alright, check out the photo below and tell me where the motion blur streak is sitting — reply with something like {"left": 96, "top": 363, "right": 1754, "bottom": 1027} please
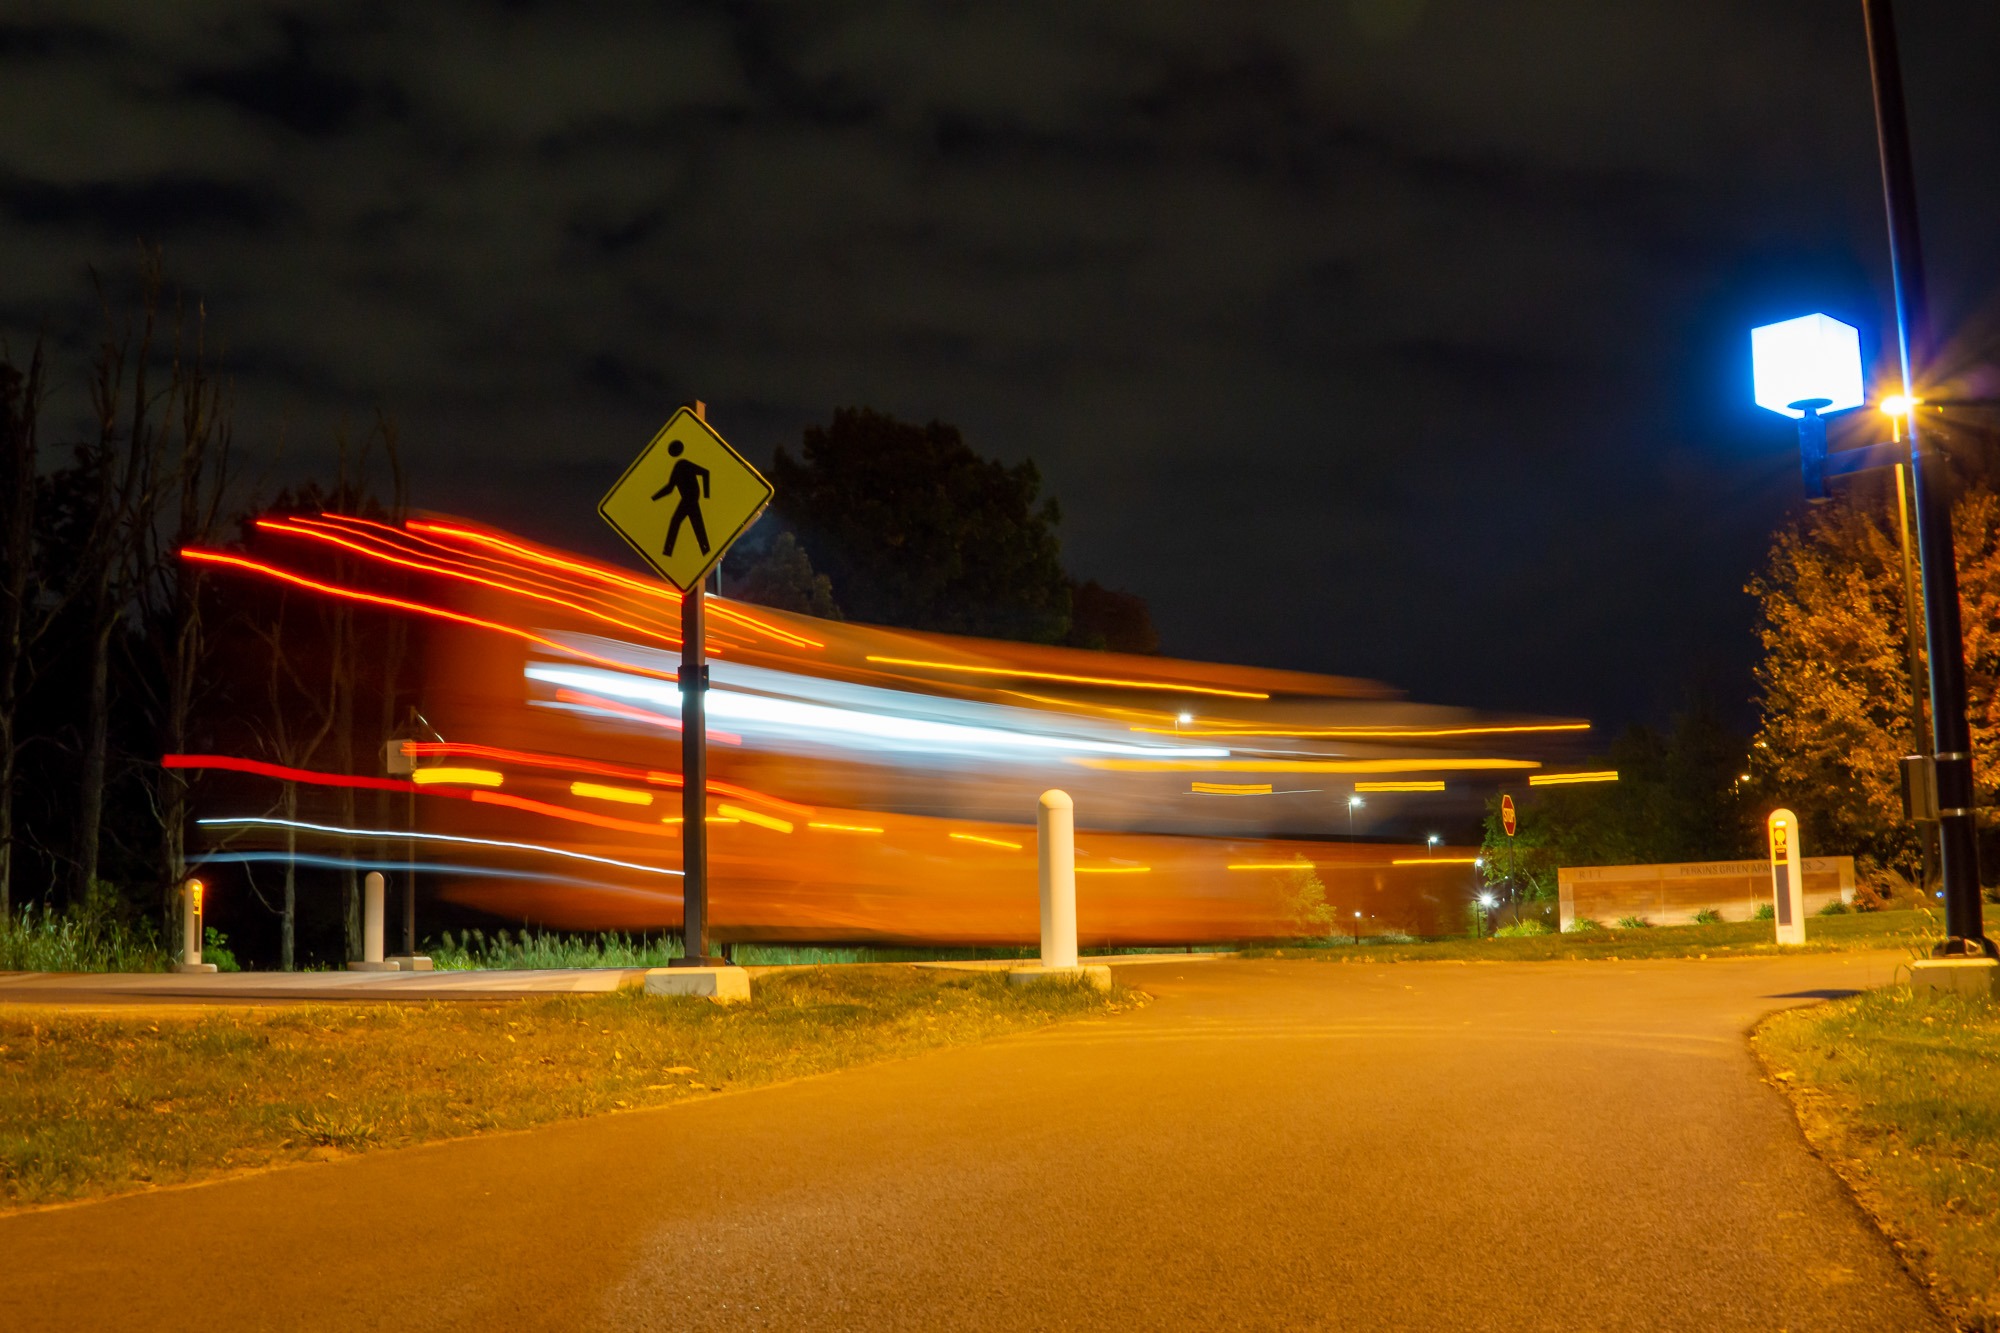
{"left": 1530, "top": 770, "right": 1621, "bottom": 785}
{"left": 411, "top": 768, "right": 504, "bottom": 787}
{"left": 1355, "top": 780, "right": 1448, "bottom": 793}
{"left": 176, "top": 515, "right": 1588, "bottom": 943}
{"left": 164, "top": 753, "right": 416, "bottom": 794}
{"left": 865, "top": 656, "right": 1269, "bottom": 699}
{"left": 195, "top": 817, "right": 682, "bottom": 876}
{"left": 178, "top": 549, "right": 681, "bottom": 679}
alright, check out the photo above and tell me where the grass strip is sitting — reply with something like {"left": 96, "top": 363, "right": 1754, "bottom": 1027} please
{"left": 1240, "top": 908, "right": 1939, "bottom": 963}
{"left": 1754, "top": 985, "right": 2000, "bottom": 1332}
{"left": 0, "top": 965, "right": 1139, "bottom": 1211}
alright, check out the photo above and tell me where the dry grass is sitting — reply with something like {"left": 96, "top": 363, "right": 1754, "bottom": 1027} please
{"left": 1756, "top": 984, "right": 2000, "bottom": 1332}
{"left": 0, "top": 965, "right": 1139, "bottom": 1211}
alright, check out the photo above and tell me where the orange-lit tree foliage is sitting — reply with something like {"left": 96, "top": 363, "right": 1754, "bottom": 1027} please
{"left": 1747, "top": 486, "right": 2000, "bottom": 880}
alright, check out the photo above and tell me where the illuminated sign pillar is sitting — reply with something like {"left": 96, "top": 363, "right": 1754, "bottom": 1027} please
{"left": 174, "top": 879, "right": 217, "bottom": 974}
{"left": 1767, "top": 809, "right": 1806, "bottom": 945}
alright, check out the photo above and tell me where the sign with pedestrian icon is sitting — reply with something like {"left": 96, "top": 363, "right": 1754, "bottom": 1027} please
{"left": 599, "top": 407, "right": 773, "bottom": 592}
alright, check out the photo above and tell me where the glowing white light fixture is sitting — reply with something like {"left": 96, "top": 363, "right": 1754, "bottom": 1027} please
{"left": 1750, "top": 313, "right": 1864, "bottom": 419}
{"left": 1879, "top": 394, "right": 1918, "bottom": 417}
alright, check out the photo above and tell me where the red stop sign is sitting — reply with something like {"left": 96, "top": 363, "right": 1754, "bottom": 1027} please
{"left": 1501, "top": 794, "right": 1517, "bottom": 837}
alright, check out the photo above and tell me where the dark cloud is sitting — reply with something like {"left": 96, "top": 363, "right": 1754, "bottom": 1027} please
{"left": 2, "top": 0, "right": 1996, "bottom": 737}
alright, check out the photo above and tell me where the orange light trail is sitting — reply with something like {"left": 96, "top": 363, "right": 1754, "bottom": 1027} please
{"left": 717, "top": 803, "right": 794, "bottom": 833}
{"left": 1530, "top": 771, "right": 1620, "bottom": 786}
{"left": 808, "top": 822, "right": 884, "bottom": 834}
{"left": 1076, "top": 865, "right": 1152, "bottom": 874}
{"left": 411, "top": 767, "right": 505, "bottom": 787}
{"left": 1354, "top": 780, "right": 1446, "bottom": 793}
{"left": 1391, "top": 857, "right": 1481, "bottom": 865}
{"left": 950, "top": 833, "right": 1023, "bottom": 850}
{"left": 571, "top": 781, "right": 653, "bottom": 806}
{"left": 1228, "top": 862, "right": 1315, "bottom": 871}
{"left": 260, "top": 518, "right": 687, "bottom": 653}
{"left": 864, "top": 656, "right": 1269, "bottom": 699}
{"left": 407, "top": 519, "right": 823, "bottom": 649}
{"left": 180, "top": 549, "right": 680, "bottom": 681}
{"left": 398, "top": 742, "right": 811, "bottom": 817}
{"left": 1132, "top": 721, "right": 1590, "bottom": 738}
{"left": 1191, "top": 782, "right": 1273, "bottom": 795}
{"left": 1077, "top": 758, "right": 1538, "bottom": 773}
{"left": 469, "top": 790, "right": 678, "bottom": 837}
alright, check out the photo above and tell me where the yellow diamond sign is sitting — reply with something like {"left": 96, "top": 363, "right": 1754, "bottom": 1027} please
{"left": 599, "top": 408, "right": 773, "bottom": 592}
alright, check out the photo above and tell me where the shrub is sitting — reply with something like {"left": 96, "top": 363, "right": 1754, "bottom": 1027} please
{"left": 1564, "top": 917, "right": 1603, "bottom": 933}
{"left": 1495, "top": 920, "right": 1553, "bottom": 937}
{"left": 1753, "top": 902, "right": 1776, "bottom": 920}
{"left": 0, "top": 902, "right": 169, "bottom": 972}
{"left": 1693, "top": 907, "right": 1726, "bottom": 925}
{"left": 1817, "top": 899, "right": 1851, "bottom": 916}
{"left": 1615, "top": 915, "right": 1651, "bottom": 929}
{"left": 203, "top": 927, "right": 241, "bottom": 972}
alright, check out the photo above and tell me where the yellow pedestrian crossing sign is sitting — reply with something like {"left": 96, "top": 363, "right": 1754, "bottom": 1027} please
{"left": 599, "top": 407, "right": 773, "bottom": 592}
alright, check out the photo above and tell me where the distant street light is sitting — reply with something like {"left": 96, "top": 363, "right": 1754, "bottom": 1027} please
{"left": 1426, "top": 833, "right": 1440, "bottom": 858}
{"left": 1347, "top": 793, "right": 1363, "bottom": 838}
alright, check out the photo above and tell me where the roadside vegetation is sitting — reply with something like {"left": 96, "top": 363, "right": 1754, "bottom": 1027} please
{"left": 1243, "top": 908, "right": 1937, "bottom": 963}
{"left": 1755, "top": 985, "right": 1999, "bottom": 1332}
{"left": 0, "top": 902, "right": 170, "bottom": 973}
{"left": 0, "top": 965, "right": 1138, "bottom": 1210}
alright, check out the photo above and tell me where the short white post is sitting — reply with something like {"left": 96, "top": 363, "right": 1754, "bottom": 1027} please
{"left": 1767, "top": 807, "right": 1806, "bottom": 945}
{"left": 1038, "top": 789, "right": 1078, "bottom": 969}
{"left": 363, "top": 871, "right": 386, "bottom": 964}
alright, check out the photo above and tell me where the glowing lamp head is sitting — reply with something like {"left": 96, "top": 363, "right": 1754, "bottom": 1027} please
{"left": 1427, "top": 834, "right": 1440, "bottom": 846}
{"left": 186, "top": 878, "right": 204, "bottom": 907}
{"left": 1348, "top": 795, "right": 1363, "bottom": 809}
{"left": 1879, "top": 394, "right": 1918, "bottom": 417}
{"left": 1477, "top": 893, "right": 1496, "bottom": 908}
{"left": 1751, "top": 313, "right": 1864, "bottom": 419}
{"left": 1177, "top": 712, "right": 1193, "bottom": 725}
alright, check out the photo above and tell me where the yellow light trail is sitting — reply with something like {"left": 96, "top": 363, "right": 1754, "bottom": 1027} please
{"left": 411, "top": 767, "right": 504, "bottom": 787}
{"left": 1077, "top": 758, "right": 1538, "bottom": 774}
{"left": 1076, "top": 865, "right": 1152, "bottom": 874}
{"left": 718, "top": 803, "right": 793, "bottom": 833}
{"left": 808, "top": 822, "right": 885, "bottom": 834}
{"left": 1392, "top": 857, "right": 1481, "bottom": 865}
{"left": 1354, "top": 780, "right": 1445, "bottom": 793}
{"left": 1191, "top": 782, "right": 1273, "bottom": 795}
{"left": 1228, "top": 861, "right": 1316, "bottom": 871}
{"left": 1530, "top": 771, "right": 1620, "bottom": 786}
{"left": 865, "top": 656, "right": 1268, "bottom": 699}
{"left": 570, "top": 781, "right": 653, "bottom": 806}
{"left": 950, "top": 832, "right": 1023, "bottom": 850}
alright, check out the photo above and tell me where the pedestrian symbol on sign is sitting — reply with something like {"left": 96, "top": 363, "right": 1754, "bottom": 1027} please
{"left": 652, "top": 441, "right": 712, "bottom": 557}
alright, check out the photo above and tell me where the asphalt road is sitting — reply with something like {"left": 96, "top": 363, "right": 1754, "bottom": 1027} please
{"left": 2, "top": 952, "right": 1943, "bottom": 1332}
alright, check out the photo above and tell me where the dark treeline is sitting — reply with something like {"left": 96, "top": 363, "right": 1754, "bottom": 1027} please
{"left": 1, "top": 259, "right": 417, "bottom": 969}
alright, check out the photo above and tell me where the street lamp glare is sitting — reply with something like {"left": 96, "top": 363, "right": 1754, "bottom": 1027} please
{"left": 1880, "top": 394, "right": 1918, "bottom": 417}
{"left": 1478, "top": 894, "right": 1495, "bottom": 908}
{"left": 1348, "top": 795, "right": 1363, "bottom": 808}
{"left": 1751, "top": 313, "right": 1864, "bottom": 419}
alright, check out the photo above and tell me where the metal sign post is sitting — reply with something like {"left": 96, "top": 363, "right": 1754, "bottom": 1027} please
{"left": 599, "top": 401, "right": 772, "bottom": 968}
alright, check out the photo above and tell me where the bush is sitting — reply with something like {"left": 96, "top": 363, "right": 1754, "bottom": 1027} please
{"left": 1615, "top": 915, "right": 1651, "bottom": 929}
{"left": 1818, "top": 899, "right": 1851, "bottom": 916}
{"left": 1495, "top": 920, "right": 1553, "bottom": 937}
{"left": 203, "top": 926, "right": 241, "bottom": 972}
{"left": 1693, "top": 907, "right": 1726, "bottom": 925}
{"left": 1564, "top": 917, "right": 1603, "bottom": 933}
{"left": 1754, "top": 902, "right": 1776, "bottom": 920}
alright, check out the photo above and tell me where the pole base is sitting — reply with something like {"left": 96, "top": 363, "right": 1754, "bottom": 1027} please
{"left": 670, "top": 955, "right": 729, "bottom": 967}
{"left": 386, "top": 955, "right": 434, "bottom": 971}
{"left": 1911, "top": 957, "right": 1998, "bottom": 998}
{"left": 1931, "top": 935, "right": 1999, "bottom": 960}
{"left": 1007, "top": 964, "right": 1111, "bottom": 991}
{"left": 346, "top": 960, "right": 400, "bottom": 972}
{"left": 171, "top": 962, "right": 218, "bottom": 974}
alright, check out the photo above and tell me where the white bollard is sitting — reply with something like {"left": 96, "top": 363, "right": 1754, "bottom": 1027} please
{"left": 364, "top": 871, "right": 386, "bottom": 963}
{"left": 1038, "top": 789, "right": 1078, "bottom": 969}
{"left": 1766, "top": 808, "right": 1806, "bottom": 946}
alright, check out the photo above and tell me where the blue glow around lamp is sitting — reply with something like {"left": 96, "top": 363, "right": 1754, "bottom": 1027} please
{"left": 1751, "top": 312, "right": 1866, "bottom": 499}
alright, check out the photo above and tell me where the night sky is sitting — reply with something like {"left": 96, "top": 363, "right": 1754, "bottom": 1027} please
{"left": 4, "top": 2, "right": 1998, "bottom": 738}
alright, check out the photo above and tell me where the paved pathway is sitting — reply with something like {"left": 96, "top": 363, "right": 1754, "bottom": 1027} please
{"left": 1, "top": 952, "right": 1942, "bottom": 1331}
